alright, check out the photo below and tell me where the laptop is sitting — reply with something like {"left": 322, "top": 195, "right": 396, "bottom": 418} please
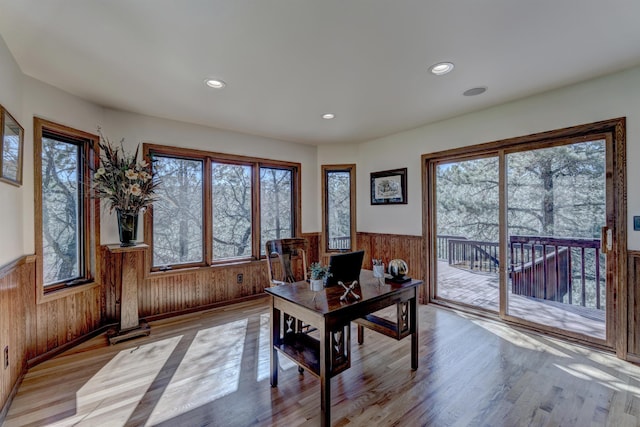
{"left": 325, "top": 250, "right": 365, "bottom": 286}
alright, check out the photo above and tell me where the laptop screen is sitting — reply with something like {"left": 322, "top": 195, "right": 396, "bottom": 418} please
{"left": 326, "top": 250, "right": 365, "bottom": 286}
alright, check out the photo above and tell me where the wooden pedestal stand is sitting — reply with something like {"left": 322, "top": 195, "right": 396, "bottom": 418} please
{"left": 106, "top": 243, "right": 150, "bottom": 344}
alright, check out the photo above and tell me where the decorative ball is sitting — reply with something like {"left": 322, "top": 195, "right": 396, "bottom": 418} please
{"left": 388, "top": 259, "right": 408, "bottom": 278}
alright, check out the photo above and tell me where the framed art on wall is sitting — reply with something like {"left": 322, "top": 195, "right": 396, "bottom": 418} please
{"left": 0, "top": 104, "right": 24, "bottom": 186}
{"left": 370, "top": 167, "right": 407, "bottom": 205}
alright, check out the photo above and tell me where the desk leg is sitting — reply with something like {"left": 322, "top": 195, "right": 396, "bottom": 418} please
{"left": 410, "top": 295, "right": 418, "bottom": 370}
{"left": 271, "top": 304, "right": 280, "bottom": 387}
{"left": 320, "top": 326, "right": 331, "bottom": 426}
{"left": 357, "top": 324, "right": 364, "bottom": 344}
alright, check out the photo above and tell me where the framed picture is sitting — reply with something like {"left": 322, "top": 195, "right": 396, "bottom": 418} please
{"left": 0, "top": 104, "right": 24, "bottom": 186}
{"left": 370, "top": 168, "right": 407, "bottom": 205}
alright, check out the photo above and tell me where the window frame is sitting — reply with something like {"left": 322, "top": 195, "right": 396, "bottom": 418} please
{"left": 321, "top": 164, "right": 356, "bottom": 254}
{"left": 34, "top": 118, "right": 100, "bottom": 299}
{"left": 144, "top": 144, "right": 301, "bottom": 272}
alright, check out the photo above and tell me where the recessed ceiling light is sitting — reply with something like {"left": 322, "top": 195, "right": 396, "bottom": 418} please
{"left": 204, "top": 78, "right": 226, "bottom": 89}
{"left": 429, "top": 62, "right": 454, "bottom": 76}
{"left": 322, "top": 113, "right": 335, "bottom": 120}
{"left": 463, "top": 87, "right": 487, "bottom": 96}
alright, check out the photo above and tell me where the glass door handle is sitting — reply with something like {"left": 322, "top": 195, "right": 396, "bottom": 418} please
{"left": 601, "top": 226, "right": 613, "bottom": 253}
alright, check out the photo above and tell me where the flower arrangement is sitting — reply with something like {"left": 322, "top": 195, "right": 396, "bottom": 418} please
{"left": 309, "top": 262, "right": 332, "bottom": 281}
{"left": 93, "top": 129, "right": 159, "bottom": 215}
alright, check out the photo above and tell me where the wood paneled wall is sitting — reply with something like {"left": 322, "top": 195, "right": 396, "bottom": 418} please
{"left": 0, "top": 255, "right": 103, "bottom": 419}
{"left": 0, "top": 257, "right": 31, "bottom": 418}
{"left": 34, "top": 287, "right": 102, "bottom": 358}
{"left": 627, "top": 251, "right": 640, "bottom": 362}
{"left": 103, "top": 249, "right": 267, "bottom": 321}
{"left": 357, "top": 232, "right": 427, "bottom": 302}
{"left": 303, "top": 232, "right": 320, "bottom": 265}
{"left": 102, "top": 232, "right": 319, "bottom": 322}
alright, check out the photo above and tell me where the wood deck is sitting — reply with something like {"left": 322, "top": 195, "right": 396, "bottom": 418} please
{"left": 436, "top": 261, "right": 606, "bottom": 340}
{"left": 3, "top": 297, "right": 639, "bottom": 426}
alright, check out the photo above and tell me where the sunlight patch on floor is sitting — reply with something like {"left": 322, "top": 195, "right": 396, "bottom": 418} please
{"left": 555, "top": 363, "right": 640, "bottom": 395}
{"left": 145, "top": 319, "right": 248, "bottom": 426}
{"left": 470, "top": 318, "right": 571, "bottom": 358}
{"left": 257, "top": 312, "right": 296, "bottom": 382}
{"left": 52, "top": 336, "right": 182, "bottom": 427}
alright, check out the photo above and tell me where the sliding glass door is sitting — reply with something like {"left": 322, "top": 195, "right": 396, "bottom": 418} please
{"left": 426, "top": 120, "right": 624, "bottom": 348}
{"left": 505, "top": 140, "right": 607, "bottom": 339}
{"left": 434, "top": 156, "right": 500, "bottom": 312}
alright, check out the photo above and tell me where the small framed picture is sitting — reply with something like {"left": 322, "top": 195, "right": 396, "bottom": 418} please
{"left": 0, "top": 105, "right": 24, "bottom": 186}
{"left": 370, "top": 168, "right": 407, "bottom": 205}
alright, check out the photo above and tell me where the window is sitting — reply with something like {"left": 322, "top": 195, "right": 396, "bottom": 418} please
{"left": 212, "top": 162, "right": 252, "bottom": 260}
{"left": 152, "top": 156, "right": 204, "bottom": 267}
{"left": 260, "top": 167, "right": 293, "bottom": 254}
{"left": 322, "top": 164, "right": 356, "bottom": 252}
{"left": 145, "top": 145, "right": 300, "bottom": 270}
{"left": 34, "top": 118, "right": 99, "bottom": 293}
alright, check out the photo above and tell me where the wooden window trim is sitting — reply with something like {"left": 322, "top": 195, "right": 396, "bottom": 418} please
{"left": 143, "top": 143, "right": 301, "bottom": 271}
{"left": 34, "top": 118, "right": 100, "bottom": 303}
{"left": 321, "top": 164, "right": 356, "bottom": 255}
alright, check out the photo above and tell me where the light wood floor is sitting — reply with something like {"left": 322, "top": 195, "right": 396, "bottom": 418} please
{"left": 436, "top": 261, "right": 606, "bottom": 340}
{"left": 4, "top": 297, "right": 639, "bottom": 427}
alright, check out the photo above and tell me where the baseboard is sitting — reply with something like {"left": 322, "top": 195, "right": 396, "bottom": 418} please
{"left": 0, "top": 367, "right": 25, "bottom": 425}
{"left": 144, "top": 293, "right": 268, "bottom": 322}
{"left": 626, "top": 352, "right": 640, "bottom": 365}
{"left": 26, "top": 323, "right": 117, "bottom": 369}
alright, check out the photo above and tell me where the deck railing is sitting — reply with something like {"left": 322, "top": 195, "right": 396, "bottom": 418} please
{"left": 436, "top": 234, "right": 603, "bottom": 309}
{"left": 436, "top": 235, "right": 466, "bottom": 261}
{"left": 328, "top": 236, "right": 351, "bottom": 250}
{"left": 447, "top": 238, "right": 500, "bottom": 273}
{"left": 509, "top": 236, "right": 603, "bottom": 309}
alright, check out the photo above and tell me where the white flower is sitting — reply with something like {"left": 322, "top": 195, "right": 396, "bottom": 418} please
{"left": 139, "top": 171, "right": 151, "bottom": 181}
{"left": 130, "top": 183, "right": 142, "bottom": 196}
{"left": 125, "top": 169, "right": 139, "bottom": 180}
{"left": 95, "top": 167, "right": 105, "bottom": 176}
{"left": 138, "top": 160, "right": 149, "bottom": 168}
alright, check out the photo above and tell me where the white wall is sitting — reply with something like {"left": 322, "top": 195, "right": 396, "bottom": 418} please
{"left": 319, "top": 65, "right": 640, "bottom": 248}
{"left": 21, "top": 76, "right": 105, "bottom": 254}
{"left": 0, "top": 35, "right": 24, "bottom": 264}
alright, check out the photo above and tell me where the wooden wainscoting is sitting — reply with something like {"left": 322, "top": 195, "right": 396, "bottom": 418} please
{"left": 0, "top": 256, "right": 33, "bottom": 419}
{"left": 356, "top": 232, "right": 426, "bottom": 302}
{"left": 302, "top": 232, "right": 320, "bottom": 264}
{"left": 628, "top": 251, "right": 640, "bottom": 362}
{"left": 103, "top": 234, "right": 319, "bottom": 323}
{"left": 1, "top": 255, "right": 104, "bottom": 421}
{"left": 139, "top": 262, "right": 269, "bottom": 319}
{"left": 102, "top": 248, "right": 270, "bottom": 322}
{"left": 33, "top": 286, "right": 102, "bottom": 359}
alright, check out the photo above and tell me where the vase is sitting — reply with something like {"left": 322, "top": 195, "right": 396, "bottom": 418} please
{"left": 310, "top": 279, "right": 323, "bottom": 292}
{"left": 117, "top": 210, "right": 138, "bottom": 247}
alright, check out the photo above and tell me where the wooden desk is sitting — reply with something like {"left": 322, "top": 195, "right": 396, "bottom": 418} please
{"left": 266, "top": 270, "right": 421, "bottom": 426}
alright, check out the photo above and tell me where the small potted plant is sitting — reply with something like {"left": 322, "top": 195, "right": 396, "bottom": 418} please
{"left": 309, "top": 262, "right": 331, "bottom": 291}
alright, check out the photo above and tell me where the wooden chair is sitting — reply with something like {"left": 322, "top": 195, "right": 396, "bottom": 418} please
{"left": 266, "top": 238, "right": 313, "bottom": 372}
{"left": 265, "top": 238, "right": 309, "bottom": 286}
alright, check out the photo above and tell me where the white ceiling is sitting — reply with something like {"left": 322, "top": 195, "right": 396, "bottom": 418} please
{"left": 1, "top": 1, "right": 640, "bottom": 145}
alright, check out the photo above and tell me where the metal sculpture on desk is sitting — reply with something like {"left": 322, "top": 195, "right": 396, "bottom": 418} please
{"left": 338, "top": 280, "right": 360, "bottom": 301}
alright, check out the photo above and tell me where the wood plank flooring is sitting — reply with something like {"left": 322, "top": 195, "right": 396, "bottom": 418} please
{"left": 3, "top": 297, "right": 640, "bottom": 426}
{"left": 436, "top": 261, "right": 606, "bottom": 340}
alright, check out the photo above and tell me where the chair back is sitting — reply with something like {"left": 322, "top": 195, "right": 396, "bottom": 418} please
{"left": 265, "top": 238, "right": 309, "bottom": 286}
